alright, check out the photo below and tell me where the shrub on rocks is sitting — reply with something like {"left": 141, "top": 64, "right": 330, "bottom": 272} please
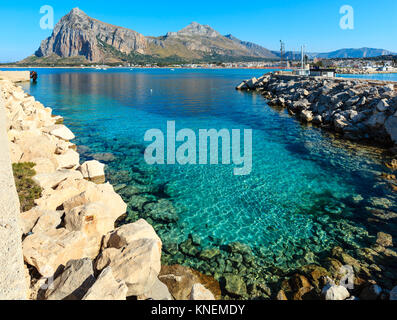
{"left": 12, "top": 162, "right": 42, "bottom": 212}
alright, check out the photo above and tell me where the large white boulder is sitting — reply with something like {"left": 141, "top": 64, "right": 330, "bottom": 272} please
{"left": 33, "top": 169, "right": 83, "bottom": 190}
{"left": 23, "top": 229, "right": 88, "bottom": 277}
{"left": 102, "top": 219, "right": 161, "bottom": 249}
{"left": 83, "top": 267, "right": 128, "bottom": 300}
{"left": 63, "top": 182, "right": 127, "bottom": 220}
{"left": 96, "top": 220, "right": 162, "bottom": 297}
{"left": 45, "top": 258, "right": 95, "bottom": 300}
{"left": 322, "top": 284, "right": 350, "bottom": 300}
{"left": 138, "top": 278, "right": 173, "bottom": 301}
{"left": 78, "top": 160, "right": 105, "bottom": 183}
{"left": 48, "top": 125, "right": 75, "bottom": 141}
{"left": 96, "top": 238, "right": 162, "bottom": 297}
{"left": 190, "top": 283, "right": 215, "bottom": 300}
{"left": 55, "top": 149, "right": 80, "bottom": 170}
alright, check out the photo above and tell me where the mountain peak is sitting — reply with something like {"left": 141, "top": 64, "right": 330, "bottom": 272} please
{"left": 69, "top": 7, "right": 86, "bottom": 16}
{"left": 176, "top": 22, "right": 220, "bottom": 38}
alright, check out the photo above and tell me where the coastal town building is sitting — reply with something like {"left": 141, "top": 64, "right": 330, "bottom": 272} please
{"left": 309, "top": 68, "right": 336, "bottom": 77}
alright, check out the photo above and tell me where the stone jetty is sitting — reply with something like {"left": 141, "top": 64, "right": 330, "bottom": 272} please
{"left": 237, "top": 72, "right": 397, "bottom": 151}
{"left": 0, "top": 74, "right": 216, "bottom": 300}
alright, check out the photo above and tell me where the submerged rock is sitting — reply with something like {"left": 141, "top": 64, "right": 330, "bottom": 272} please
{"left": 376, "top": 232, "right": 393, "bottom": 248}
{"left": 159, "top": 265, "right": 220, "bottom": 300}
{"left": 138, "top": 278, "right": 173, "bottom": 301}
{"left": 223, "top": 274, "right": 247, "bottom": 297}
{"left": 143, "top": 199, "right": 179, "bottom": 223}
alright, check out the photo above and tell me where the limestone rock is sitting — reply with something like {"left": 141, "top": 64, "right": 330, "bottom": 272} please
{"left": 45, "top": 258, "right": 95, "bottom": 300}
{"left": 30, "top": 157, "right": 56, "bottom": 174}
{"left": 23, "top": 229, "right": 88, "bottom": 277}
{"left": 8, "top": 142, "right": 23, "bottom": 163}
{"left": 78, "top": 160, "right": 105, "bottom": 183}
{"left": 15, "top": 131, "right": 58, "bottom": 163}
{"left": 65, "top": 202, "right": 116, "bottom": 238}
{"left": 96, "top": 238, "right": 162, "bottom": 296}
{"left": 48, "top": 125, "right": 75, "bottom": 141}
{"left": 190, "top": 283, "right": 215, "bottom": 300}
{"left": 83, "top": 267, "right": 128, "bottom": 300}
{"left": 245, "top": 77, "right": 258, "bottom": 90}
{"left": 102, "top": 219, "right": 161, "bottom": 249}
{"left": 301, "top": 110, "right": 313, "bottom": 122}
{"left": 322, "top": 284, "right": 350, "bottom": 300}
{"left": 138, "top": 278, "right": 173, "bottom": 301}
{"left": 33, "top": 169, "right": 83, "bottom": 190}
{"left": 34, "top": 178, "right": 92, "bottom": 211}
{"left": 20, "top": 207, "right": 45, "bottom": 234}
{"left": 159, "top": 265, "right": 221, "bottom": 300}
{"left": 55, "top": 149, "right": 80, "bottom": 169}
{"left": 31, "top": 210, "right": 63, "bottom": 234}
{"left": 63, "top": 182, "right": 126, "bottom": 218}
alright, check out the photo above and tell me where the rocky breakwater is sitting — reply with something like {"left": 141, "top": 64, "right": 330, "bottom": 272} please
{"left": 237, "top": 73, "right": 397, "bottom": 151}
{"left": 0, "top": 78, "right": 217, "bottom": 301}
{"left": 235, "top": 74, "right": 397, "bottom": 301}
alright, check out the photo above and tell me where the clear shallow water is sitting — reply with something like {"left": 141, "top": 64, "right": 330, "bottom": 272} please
{"left": 11, "top": 68, "right": 397, "bottom": 288}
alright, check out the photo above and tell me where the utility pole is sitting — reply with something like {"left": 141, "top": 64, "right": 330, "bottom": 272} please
{"left": 301, "top": 45, "right": 306, "bottom": 69}
{"left": 280, "top": 40, "right": 285, "bottom": 68}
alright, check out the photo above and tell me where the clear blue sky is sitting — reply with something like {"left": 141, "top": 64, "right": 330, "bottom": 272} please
{"left": 1, "top": 0, "right": 396, "bottom": 62}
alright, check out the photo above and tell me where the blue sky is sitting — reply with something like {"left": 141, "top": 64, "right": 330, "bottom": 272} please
{"left": 1, "top": 0, "right": 396, "bottom": 62}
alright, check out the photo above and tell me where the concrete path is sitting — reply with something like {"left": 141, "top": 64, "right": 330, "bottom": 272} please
{"left": 0, "top": 84, "right": 28, "bottom": 300}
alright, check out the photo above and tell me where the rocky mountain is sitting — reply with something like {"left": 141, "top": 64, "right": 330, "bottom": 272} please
{"left": 30, "top": 8, "right": 276, "bottom": 64}
{"left": 35, "top": 8, "right": 147, "bottom": 63}
{"left": 225, "top": 35, "right": 278, "bottom": 59}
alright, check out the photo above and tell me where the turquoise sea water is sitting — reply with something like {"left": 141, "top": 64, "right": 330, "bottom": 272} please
{"left": 7, "top": 68, "right": 397, "bottom": 292}
{"left": 337, "top": 73, "right": 397, "bottom": 82}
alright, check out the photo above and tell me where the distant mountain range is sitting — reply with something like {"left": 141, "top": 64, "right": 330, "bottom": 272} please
{"left": 273, "top": 48, "right": 396, "bottom": 60}
{"left": 19, "top": 8, "right": 396, "bottom": 65}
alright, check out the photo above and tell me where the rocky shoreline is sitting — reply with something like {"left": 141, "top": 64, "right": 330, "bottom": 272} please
{"left": 1, "top": 72, "right": 397, "bottom": 300}
{"left": 235, "top": 72, "right": 397, "bottom": 300}
{"left": 0, "top": 78, "right": 216, "bottom": 301}
{"left": 237, "top": 72, "right": 397, "bottom": 151}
